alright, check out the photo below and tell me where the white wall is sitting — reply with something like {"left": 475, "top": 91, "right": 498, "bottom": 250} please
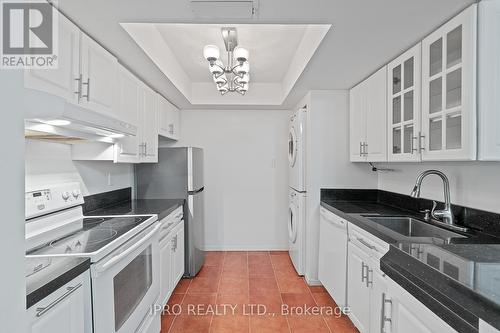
{"left": 25, "top": 140, "right": 134, "bottom": 196}
{"left": 377, "top": 161, "right": 500, "bottom": 214}
{"left": 1, "top": 70, "right": 26, "bottom": 332}
{"left": 165, "top": 109, "right": 290, "bottom": 251}
{"left": 301, "top": 90, "right": 378, "bottom": 284}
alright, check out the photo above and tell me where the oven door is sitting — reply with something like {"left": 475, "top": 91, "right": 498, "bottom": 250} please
{"left": 91, "top": 222, "right": 161, "bottom": 333}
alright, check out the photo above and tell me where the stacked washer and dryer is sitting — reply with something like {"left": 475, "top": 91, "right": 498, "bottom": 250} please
{"left": 288, "top": 108, "right": 307, "bottom": 276}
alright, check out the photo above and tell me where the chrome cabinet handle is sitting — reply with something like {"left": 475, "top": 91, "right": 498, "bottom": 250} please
{"left": 81, "top": 78, "right": 90, "bottom": 101}
{"left": 144, "top": 142, "right": 148, "bottom": 156}
{"left": 74, "top": 75, "right": 82, "bottom": 99}
{"left": 138, "top": 143, "right": 145, "bottom": 156}
{"left": 169, "top": 124, "right": 174, "bottom": 135}
{"left": 363, "top": 142, "right": 368, "bottom": 156}
{"left": 366, "top": 267, "right": 373, "bottom": 287}
{"left": 411, "top": 136, "right": 418, "bottom": 154}
{"left": 359, "top": 142, "right": 363, "bottom": 157}
{"left": 36, "top": 283, "right": 82, "bottom": 317}
{"left": 419, "top": 133, "right": 425, "bottom": 153}
{"left": 382, "top": 293, "right": 393, "bottom": 333}
{"left": 361, "top": 262, "right": 368, "bottom": 283}
{"left": 357, "top": 237, "right": 376, "bottom": 250}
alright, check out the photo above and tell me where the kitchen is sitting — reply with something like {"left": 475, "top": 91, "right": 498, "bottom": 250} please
{"left": 1, "top": 0, "right": 500, "bottom": 332}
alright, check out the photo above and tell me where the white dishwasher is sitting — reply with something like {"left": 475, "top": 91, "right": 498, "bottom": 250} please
{"left": 318, "top": 206, "right": 348, "bottom": 308}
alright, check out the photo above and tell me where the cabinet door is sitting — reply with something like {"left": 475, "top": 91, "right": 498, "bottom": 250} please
{"left": 80, "top": 34, "right": 118, "bottom": 117}
{"left": 387, "top": 277, "right": 456, "bottom": 333}
{"left": 27, "top": 272, "right": 91, "bottom": 333}
{"left": 347, "top": 242, "right": 371, "bottom": 332}
{"left": 365, "top": 66, "right": 388, "bottom": 162}
{"left": 140, "top": 84, "right": 158, "bottom": 163}
{"left": 158, "top": 95, "right": 180, "bottom": 140}
{"left": 421, "top": 4, "right": 477, "bottom": 161}
{"left": 114, "top": 66, "right": 141, "bottom": 163}
{"left": 24, "top": 13, "right": 80, "bottom": 103}
{"left": 173, "top": 222, "right": 185, "bottom": 284}
{"left": 159, "top": 233, "right": 174, "bottom": 307}
{"left": 387, "top": 44, "right": 422, "bottom": 162}
{"left": 478, "top": 0, "right": 500, "bottom": 161}
{"left": 350, "top": 82, "right": 367, "bottom": 162}
{"left": 368, "top": 261, "right": 387, "bottom": 333}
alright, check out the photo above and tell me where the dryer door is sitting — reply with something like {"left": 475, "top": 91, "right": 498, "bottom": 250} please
{"left": 288, "top": 204, "right": 298, "bottom": 243}
{"left": 288, "top": 127, "right": 297, "bottom": 167}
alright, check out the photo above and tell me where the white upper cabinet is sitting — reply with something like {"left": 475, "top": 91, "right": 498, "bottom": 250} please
{"left": 140, "top": 83, "right": 159, "bottom": 163}
{"left": 80, "top": 34, "right": 118, "bottom": 117}
{"left": 421, "top": 4, "right": 477, "bottom": 161}
{"left": 350, "top": 81, "right": 367, "bottom": 162}
{"left": 114, "top": 65, "right": 141, "bottom": 163}
{"left": 158, "top": 95, "right": 180, "bottom": 141}
{"left": 349, "top": 66, "right": 387, "bottom": 162}
{"left": 387, "top": 44, "right": 422, "bottom": 162}
{"left": 114, "top": 67, "right": 159, "bottom": 164}
{"left": 24, "top": 13, "right": 80, "bottom": 103}
{"left": 478, "top": 0, "right": 500, "bottom": 161}
{"left": 365, "top": 67, "right": 388, "bottom": 162}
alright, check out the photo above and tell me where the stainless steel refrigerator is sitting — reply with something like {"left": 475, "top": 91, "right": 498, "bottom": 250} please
{"left": 135, "top": 147, "right": 205, "bottom": 277}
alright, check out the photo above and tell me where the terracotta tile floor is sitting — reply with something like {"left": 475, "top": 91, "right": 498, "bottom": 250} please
{"left": 161, "top": 251, "right": 359, "bottom": 333}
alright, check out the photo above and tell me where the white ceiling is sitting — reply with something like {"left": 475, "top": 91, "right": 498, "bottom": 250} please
{"left": 55, "top": 0, "right": 475, "bottom": 110}
{"left": 156, "top": 24, "right": 307, "bottom": 83}
{"left": 121, "top": 23, "right": 329, "bottom": 105}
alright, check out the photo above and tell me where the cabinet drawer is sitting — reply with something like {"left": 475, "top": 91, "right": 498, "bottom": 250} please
{"left": 348, "top": 223, "right": 389, "bottom": 259}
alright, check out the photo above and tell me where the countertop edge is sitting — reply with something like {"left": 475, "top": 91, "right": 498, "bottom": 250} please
{"left": 320, "top": 200, "right": 500, "bottom": 332}
{"left": 26, "top": 258, "right": 91, "bottom": 309}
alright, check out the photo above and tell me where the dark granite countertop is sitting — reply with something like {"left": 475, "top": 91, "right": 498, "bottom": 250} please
{"left": 26, "top": 256, "right": 90, "bottom": 309}
{"left": 86, "top": 199, "right": 184, "bottom": 221}
{"left": 321, "top": 189, "right": 500, "bottom": 333}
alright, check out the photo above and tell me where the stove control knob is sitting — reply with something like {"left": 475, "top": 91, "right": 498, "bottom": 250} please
{"left": 72, "top": 190, "right": 81, "bottom": 198}
{"left": 62, "top": 192, "right": 70, "bottom": 200}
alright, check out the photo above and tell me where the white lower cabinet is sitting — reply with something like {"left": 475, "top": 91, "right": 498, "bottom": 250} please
{"left": 159, "top": 211, "right": 185, "bottom": 307}
{"left": 27, "top": 271, "right": 92, "bottom": 333}
{"left": 347, "top": 241, "right": 371, "bottom": 332}
{"left": 347, "top": 242, "right": 387, "bottom": 333}
{"left": 385, "top": 277, "right": 456, "bottom": 333}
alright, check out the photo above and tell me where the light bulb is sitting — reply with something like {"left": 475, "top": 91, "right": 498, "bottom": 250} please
{"left": 238, "top": 73, "right": 250, "bottom": 84}
{"left": 235, "top": 61, "right": 249, "bottom": 74}
{"left": 203, "top": 45, "right": 220, "bottom": 62}
{"left": 214, "top": 73, "right": 227, "bottom": 85}
{"left": 233, "top": 46, "right": 249, "bottom": 63}
{"left": 209, "top": 60, "right": 224, "bottom": 75}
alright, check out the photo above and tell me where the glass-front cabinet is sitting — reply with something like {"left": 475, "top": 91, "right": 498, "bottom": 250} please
{"left": 387, "top": 44, "right": 421, "bottom": 162}
{"left": 421, "top": 4, "right": 477, "bottom": 161}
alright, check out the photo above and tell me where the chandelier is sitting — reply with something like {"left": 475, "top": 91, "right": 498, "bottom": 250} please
{"left": 203, "top": 27, "right": 250, "bottom": 95}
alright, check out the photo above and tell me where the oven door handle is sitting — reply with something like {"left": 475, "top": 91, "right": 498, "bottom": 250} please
{"left": 95, "top": 223, "right": 160, "bottom": 274}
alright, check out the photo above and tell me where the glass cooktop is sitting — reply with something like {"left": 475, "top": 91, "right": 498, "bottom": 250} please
{"left": 27, "top": 215, "right": 153, "bottom": 256}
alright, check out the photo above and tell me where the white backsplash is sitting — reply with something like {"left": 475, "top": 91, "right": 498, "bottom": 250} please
{"left": 25, "top": 139, "right": 134, "bottom": 196}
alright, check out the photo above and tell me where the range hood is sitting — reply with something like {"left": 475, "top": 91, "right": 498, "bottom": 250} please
{"left": 24, "top": 89, "right": 137, "bottom": 143}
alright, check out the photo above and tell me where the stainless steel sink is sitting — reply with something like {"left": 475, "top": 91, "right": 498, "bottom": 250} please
{"left": 366, "top": 216, "right": 466, "bottom": 239}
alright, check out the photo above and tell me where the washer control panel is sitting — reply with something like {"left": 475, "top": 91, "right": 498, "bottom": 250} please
{"left": 25, "top": 182, "right": 84, "bottom": 219}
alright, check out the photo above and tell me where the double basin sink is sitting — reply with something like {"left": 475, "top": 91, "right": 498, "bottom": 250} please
{"left": 363, "top": 216, "right": 466, "bottom": 241}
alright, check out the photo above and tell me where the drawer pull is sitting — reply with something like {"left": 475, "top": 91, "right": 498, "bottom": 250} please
{"left": 357, "top": 237, "right": 376, "bottom": 250}
{"left": 36, "top": 283, "right": 82, "bottom": 317}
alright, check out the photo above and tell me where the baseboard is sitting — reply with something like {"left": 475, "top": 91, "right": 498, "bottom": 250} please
{"left": 305, "top": 275, "right": 322, "bottom": 286}
{"left": 203, "top": 245, "right": 289, "bottom": 251}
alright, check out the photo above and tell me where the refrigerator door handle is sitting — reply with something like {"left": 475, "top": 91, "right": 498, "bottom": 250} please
{"left": 188, "top": 187, "right": 204, "bottom": 195}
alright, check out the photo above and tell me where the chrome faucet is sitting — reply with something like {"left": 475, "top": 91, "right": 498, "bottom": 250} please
{"left": 410, "top": 170, "right": 454, "bottom": 225}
